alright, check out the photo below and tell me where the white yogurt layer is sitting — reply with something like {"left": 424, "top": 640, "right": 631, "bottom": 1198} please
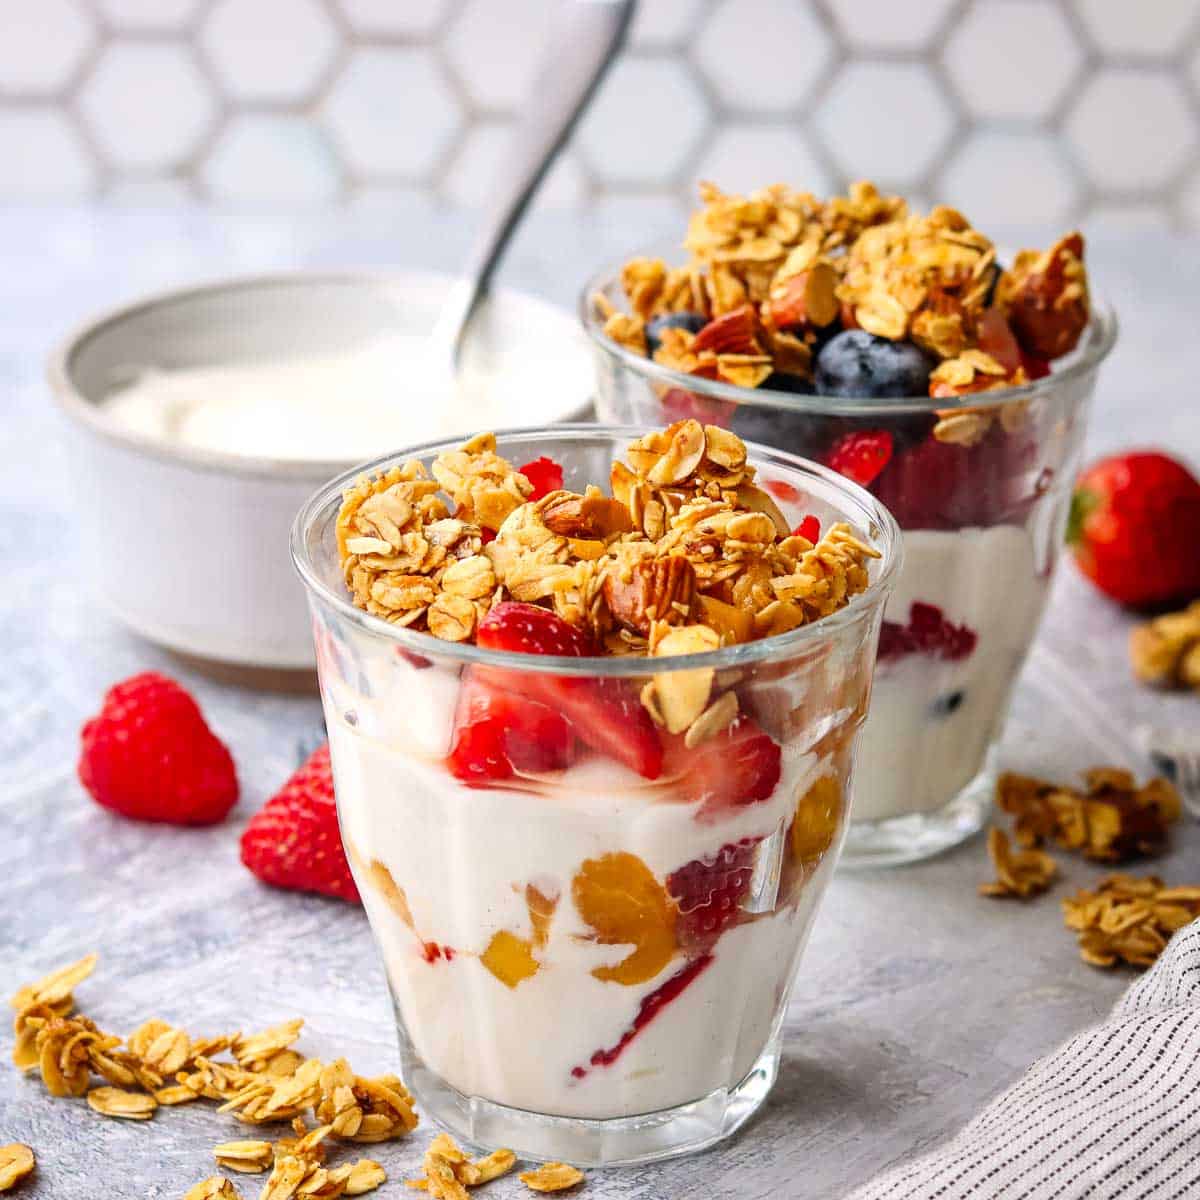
{"left": 852, "top": 524, "right": 1047, "bottom": 823}
{"left": 325, "top": 695, "right": 833, "bottom": 1119}
{"left": 99, "top": 335, "right": 582, "bottom": 462}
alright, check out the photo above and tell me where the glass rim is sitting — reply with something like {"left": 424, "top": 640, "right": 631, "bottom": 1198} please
{"left": 291, "top": 422, "right": 902, "bottom": 678}
{"left": 578, "top": 258, "right": 1118, "bottom": 416}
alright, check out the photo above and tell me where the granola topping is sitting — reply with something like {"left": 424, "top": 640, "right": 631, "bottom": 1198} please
{"left": 1063, "top": 875, "right": 1200, "bottom": 969}
{"left": 335, "top": 423, "right": 880, "bottom": 686}
{"left": 596, "top": 180, "right": 1090, "bottom": 396}
{"left": 1129, "top": 600, "right": 1200, "bottom": 691}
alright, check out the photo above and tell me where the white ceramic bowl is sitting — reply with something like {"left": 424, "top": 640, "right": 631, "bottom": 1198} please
{"left": 49, "top": 271, "right": 592, "bottom": 671}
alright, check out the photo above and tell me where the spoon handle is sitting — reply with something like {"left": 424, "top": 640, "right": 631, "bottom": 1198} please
{"left": 431, "top": 0, "right": 636, "bottom": 366}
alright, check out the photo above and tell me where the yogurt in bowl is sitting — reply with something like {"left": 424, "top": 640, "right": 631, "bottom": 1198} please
{"left": 49, "top": 272, "right": 592, "bottom": 671}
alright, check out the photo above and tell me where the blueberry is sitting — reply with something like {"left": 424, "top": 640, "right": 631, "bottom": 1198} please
{"left": 731, "top": 403, "right": 845, "bottom": 459}
{"left": 814, "top": 330, "right": 935, "bottom": 399}
{"left": 646, "top": 311, "right": 707, "bottom": 354}
{"left": 929, "top": 689, "right": 965, "bottom": 718}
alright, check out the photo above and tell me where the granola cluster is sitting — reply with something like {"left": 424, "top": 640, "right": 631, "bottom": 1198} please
{"left": 596, "top": 180, "right": 1090, "bottom": 403}
{"left": 1129, "top": 600, "right": 1200, "bottom": 690}
{"left": 979, "top": 768, "right": 1195, "bottom": 970}
{"left": 337, "top": 421, "right": 879, "bottom": 658}
{"left": 995, "top": 767, "right": 1181, "bottom": 862}
{"left": 9, "top": 954, "right": 583, "bottom": 1199}
{"left": 1062, "top": 875, "right": 1200, "bottom": 969}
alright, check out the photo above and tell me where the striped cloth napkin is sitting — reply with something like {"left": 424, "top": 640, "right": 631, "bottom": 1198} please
{"left": 851, "top": 919, "right": 1200, "bottom": 1200}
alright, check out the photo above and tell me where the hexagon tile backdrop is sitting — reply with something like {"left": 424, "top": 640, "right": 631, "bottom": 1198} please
{"left": 4, "top": 0, "right": 1200, "bottom": 230}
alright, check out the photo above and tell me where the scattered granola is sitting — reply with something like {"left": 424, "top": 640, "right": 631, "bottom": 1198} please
{"left": 1129, "top": 600, "right": 1200, "bottom": 691}
{"left": 594, "top": 181, "right": 1089, "bottom": 395}
{"left": 336, "top": 422, "right": 879, "bottom": 702}
{"left": 996, "top": 768, "right": 1181, "bottom": 862}
{"left": 405, "top": 1132, "right": 517, "bottom": 1195}
{"left": 8, "top": 955, "right": 405, "bottom": 1198}
{"left": 1062, "top": 875, "right": 1200, "bottom": 969}
{"left": 979, "top": 827, "right": 1058, "bottom": 899}
{"left": 518, "top": 1162, "right": 586, "bottom": 1193}
{"left": 0, "top": 1144, "right": 34, "bottom": 1193}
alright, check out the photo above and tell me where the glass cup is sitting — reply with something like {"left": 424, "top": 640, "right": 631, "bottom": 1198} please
{"left": 292, "top": 426, "right": 900, "bottom": 1166}
{"left": 582, "top": 266, "right": 1117, "bottom": 867}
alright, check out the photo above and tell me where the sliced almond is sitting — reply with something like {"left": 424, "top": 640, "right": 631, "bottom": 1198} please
{"left": 645, "top": 624, "right": 720, "bottom": 733}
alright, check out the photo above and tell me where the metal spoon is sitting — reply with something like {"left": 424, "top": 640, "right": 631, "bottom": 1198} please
{"left": 427, "top": 0, "right": 636, "bottom": 374}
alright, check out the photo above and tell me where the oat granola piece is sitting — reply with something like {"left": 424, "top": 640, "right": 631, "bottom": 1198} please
{"left": 0, "top": 1144, "right": 34, "bottom": 1192}
{"left": 313, "top": 1059, "right": 418, "bottom": 1143}
{"left": 343, "top": 1160, "right": 387, "bottom": 1196}
{"left": 1129, "top": 601, "right": 1200, "bottom": 690}
{"left": 185, "top": 1179, "right": 244, "bottom": 1200}
{"left": 1062, "top": 874, "right": 1200, "bottom": 969}
{"left": 215, "top": 1139, "right": 275, "bottom": 1173}
{"left": 9, "top": 952, "right": 97, "bottom": 1014}
{"left": 86, "top": 1085, "right": 158, "bottom": 1119}
{"left": 518, "top": 1162, "right": 585, "bottom": 1192}
{"left": 979, "top": 827, "right": 1057, "bottom": 899}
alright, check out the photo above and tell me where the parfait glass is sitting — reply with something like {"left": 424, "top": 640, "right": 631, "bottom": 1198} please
{"left": 583, "top": 266, "right": 1117, "bottom": 867}
{"left": 292, "top": 426, "right": 899, "bottom": 1165}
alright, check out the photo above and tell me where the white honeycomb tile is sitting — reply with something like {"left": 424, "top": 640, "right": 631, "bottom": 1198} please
{"left": 943, "top": 1, "right": 1083, "bottom": 120}
{"left": 202, "top": 114, "right": 342, "bottom": 204}
{"left": 939, "top": 131, "right": 1079, "bottom": 229}
{"left": 442, "top": 122, "right": 586, "bottom": 209}
{"left": 814, "top": 61, "right": 955, "bottom": 189}
{"left": 1064, "top": 69, "right": 1195, "bottom": 191}
{"left": 321, "top": 48, "right": 461, "bottom": 178}
{"left": 0, "top": 0, "right": 95, "bottom": 94}
{"left": 1071, "top": 0, "right": 1199, "bottom": 57}
{"left": 630, "top": 0, "right": 703, "bottom": 46}
{"left": 200, "top": 0, "right": 339, "bottom": 104}
{"left": 0, "top": 108, "right": 95, "bottom": 198}
{"left": 334, "top": 0, "right": 453, "bottom": 37}
{"left": 1087, "top": 200, "right": 1174, "bottom": 232}
{"left": 78, "top": 43, "right": 216, "bottom": 171}
{"left": 444, "top": 0, "right": 555, "bottom": 112}
{"left": 695, "top": 0, "right": 832, "bottom": 112}
{"left": 94, "top": 0, "right": 203, "bottom": 31}
{"left": 576, "top": 57, "right": 708, "bottom": 185}
{"left": 828, "top": 0, "right": 958, "bottom": 50}
{"left": 692, "top": 125, "right": 832, "bottom": 197}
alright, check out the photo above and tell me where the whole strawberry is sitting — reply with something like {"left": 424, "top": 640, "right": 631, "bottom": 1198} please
{"left": 240, "top": 744, "right": 359, "bottom": 903}
{"left": 78, "top": 672, "right": 238, "bottom": 825}
{"left": 1069, "top": 451, "right": 1200, "bottom": 608}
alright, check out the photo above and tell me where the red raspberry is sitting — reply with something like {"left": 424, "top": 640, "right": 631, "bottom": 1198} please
{"left": 517, "top": 456, "right": 564, "bottom": 501}
{"left": 793, "top": 514, "right": 821, "bottom": 542}
{"left": 239, "top": 744, "right": 359, "bottom": 903}
{"left": 825, "top": 430, "right": 894, "bottom": 487}
{"left": 667, "top": 839, "right": 760, "bottom": 949}
{"left": 78, "top": 672, "right": 238, "bottom": 825}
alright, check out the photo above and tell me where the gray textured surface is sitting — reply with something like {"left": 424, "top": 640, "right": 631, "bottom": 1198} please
{"left": 2, "top": 207, "right": 1198, "bottom": 1199}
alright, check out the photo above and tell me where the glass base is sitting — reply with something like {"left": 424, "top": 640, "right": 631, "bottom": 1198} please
{"left": 401, "top": 1040, "right": 781, "bottom": 1167}
{"left": 839, "top": 758, "right": 994, "bottom": 869}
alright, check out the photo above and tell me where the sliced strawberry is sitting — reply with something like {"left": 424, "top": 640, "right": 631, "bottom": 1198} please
{"left": 664, "top": 713, "right": 782, "bottom": 811}
{"left": 448, "top": 670, "right": 577, "bottom": 784}
{"left": 517, "top": 456, "right": 564, "bottom": 501}
{"left": 793, "top": 514, "right": 821, "bottom": 542}
{"left": 877, "top": 601, "right": 977, "bottom": 664}
{"left": 476, "top": 602, "right": 664, "bottom": 779}
{"left": 825, "top": 430, "right": 894, "bottom": 487}
{"left": 667, "top": 838, "right": 760, "bottom": 950}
